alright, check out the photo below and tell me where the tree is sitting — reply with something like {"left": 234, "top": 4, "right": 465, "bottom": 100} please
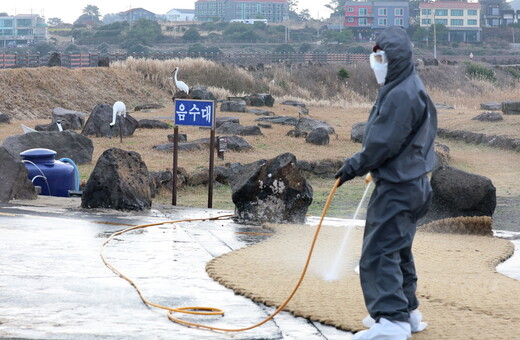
{"left": 125, "top": 19, "right": 162, "bottom": 46}
{"left": 83, "top": 5, "right": 101, "bottom": 19}
{"left": 183, "top": 28, "right": 201, "bottom": 42}
{"left": 326, "top": 0, "right": 347, "bottom": 17}
{"left": 288, "top": 0, "right": 299, "bottom": 13}
{"left": 47, "top": 17, "right": 63, "bottom": 26}
{"left": 299, "top": 9, "right": 312, "bottom": 22}
{"left": 323, "top": 28, "right": 354, "bottom": 44}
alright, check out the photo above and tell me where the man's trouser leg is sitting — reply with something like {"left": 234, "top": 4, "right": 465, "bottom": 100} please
{"left": 359, "top": 175, "right": 432, "bottom": 323}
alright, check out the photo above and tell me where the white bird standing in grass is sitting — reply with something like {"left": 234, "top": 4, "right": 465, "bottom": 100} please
{"left": 172, "top": 67, "right": 189, "bottom": 94}
{"left": 110, "top": 101, "right": 126, "bottom": 141}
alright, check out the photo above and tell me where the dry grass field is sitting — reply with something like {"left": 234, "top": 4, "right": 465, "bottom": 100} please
{"left": 1, "top": 58, "right": 519, "bottom": 228}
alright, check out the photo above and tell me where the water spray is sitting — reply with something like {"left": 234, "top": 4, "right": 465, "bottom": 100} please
{"left": 323, "top": 174, "right": 372, "bottom": 281}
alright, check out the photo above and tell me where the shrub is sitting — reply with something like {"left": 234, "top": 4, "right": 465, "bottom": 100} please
{"left": 465, "top": 62, "right": 496, "bottom": 82}
{"left": 338, "top": 68, "right": 349, "bottom": 80}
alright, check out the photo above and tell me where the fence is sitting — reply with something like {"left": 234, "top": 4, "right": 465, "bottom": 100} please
{"left": 1, "top": 51, "right": 519, "bottom": 69}
{"left": 0, "top": 52, "right": 370, "bottom": 69}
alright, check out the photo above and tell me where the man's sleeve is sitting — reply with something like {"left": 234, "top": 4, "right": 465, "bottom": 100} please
{"left": 344, "top": 92, "right": 421, "bottom": 177}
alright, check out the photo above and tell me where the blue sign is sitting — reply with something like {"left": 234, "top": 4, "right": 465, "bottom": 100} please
{"left": 174, "top": 99, "right": 215, "bottom": 128}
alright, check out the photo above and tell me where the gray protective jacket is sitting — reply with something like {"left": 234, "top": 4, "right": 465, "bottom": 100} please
{"left": 344, "top": 26, "right": 437, "bottom": 183}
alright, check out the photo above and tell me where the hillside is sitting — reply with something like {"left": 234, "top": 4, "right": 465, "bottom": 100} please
{"left": 0, "top": 66, "right": 170, "bottom": 120}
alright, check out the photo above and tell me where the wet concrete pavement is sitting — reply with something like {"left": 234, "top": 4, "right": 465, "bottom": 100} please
{"left": 1, "top": 198, "right": 519, "bottom": 340}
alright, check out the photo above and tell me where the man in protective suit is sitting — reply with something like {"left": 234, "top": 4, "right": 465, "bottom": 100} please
{"left": 335, "top": 26, "right": 437, "bottom": 339}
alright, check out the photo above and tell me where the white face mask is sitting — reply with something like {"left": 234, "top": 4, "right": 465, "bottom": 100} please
{"left": 370, "top": 51, "right": 388, "bottom": 86}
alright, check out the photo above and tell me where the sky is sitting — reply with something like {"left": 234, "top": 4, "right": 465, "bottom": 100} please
{"left": 5, "top": 0, "right": 332, "bottom": 24}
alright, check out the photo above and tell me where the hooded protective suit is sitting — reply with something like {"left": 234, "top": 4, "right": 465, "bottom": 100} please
{"left": 341, "top": 26, "right": 437, "bottom": 324}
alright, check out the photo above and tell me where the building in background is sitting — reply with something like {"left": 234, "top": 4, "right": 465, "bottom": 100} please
{"left": 195, "top": 0, "right": 289, "bottom": 22}
{"left": 372, "top": 1, "right": 410, "bottom": 31}
{"left": 344, "top": 0, "right": 408, "bottom": 40}
{"left": 419, "top": 1, "right": 481, "bottom": 42}
{"left": 166, "top": 9, "right": 196, "bottom": 22}
{"left": 0, "top": 14, "right": 48, "bottom": 48}
{"left": 119, "top": 8, "right": 157, "bottom": 23}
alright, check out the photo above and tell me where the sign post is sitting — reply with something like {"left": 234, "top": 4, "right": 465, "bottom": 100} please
{"left": 173, "top": 99, "right": 216, "bottom": 208}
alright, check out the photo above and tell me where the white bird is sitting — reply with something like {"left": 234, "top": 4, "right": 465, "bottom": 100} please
{"left": 172, "top": 67, "right": 189, "bottom": 94}
{"left": 110, "top": 101, "right": 126, "bottom": 127}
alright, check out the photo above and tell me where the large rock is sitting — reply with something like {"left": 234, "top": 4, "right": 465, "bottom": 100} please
{"left": 0, "top": 147, "right": 37, "bottom": 203}
{"left": 420, "top": 166, "right": 496, "bottom": 225}
{"left": 216, "top": 122, "right": 262, "bottom": 136}
{"left": 48, "top": 52, "right": 61, "bottom": 67}
{"left": 305, "top": 127, "right": 330, "bottom": 145}
{"left": 472, "top": 111, "right": 503, "bottom": 122}
{"left": 190, "top": 86, "right": 216, "bottom": 101}
{"left": 2, "top": 130, "right": 93, "bottom": 165}
{"left": 81, "top": 104, "right": 138, "bottom": 138}
{"left": 81, "top": 148, "right": 151, "bottom": 210}
{"left": 138, "top": 119, "right": 170, "bottom": 129}
{"left": 480, "top": 102, "right": 501, "bottom": 111}
{"left": 216, "top": 117, "right": 240, "bottom": 128}
{"left": 230, "top": 153, "right": 313, "bottom": 225}
{"left": 501, "top": 100, "right": 520, "bottom": 115}
{"left": 52, "top": 107, "right": 87, "bottom": 130}
{"left": 0, "top": 113, "right": 11, "bottom": 124}
{"left": 194, "top": 135, "right": 253, "bottom": 152}
{"left": 220, "top": 100, "right": 247, "bottom": 113}
{"left": 351, "top": 122, "right": 367, "bottom": 143}
{"left": 256, "top": 116, "right": 299, "bottom": 126}
{"left": 296, "top": 117, "right": 335, "bottom": 134}
{"left": 35, "top": 120, "right": 72, "bottom": 132}
{"left": 245, "top": 93, "right": 275, "bottom": 107}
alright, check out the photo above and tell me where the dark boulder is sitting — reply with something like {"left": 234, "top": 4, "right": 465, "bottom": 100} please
{"left": 216, "top": 122, "right": 262, "bottom": 136}
{"left": 35, "top": 120, "right": 72, "bottom": 132}
{"left": 52, "top": 107, "right": 87, "bottom": 130}
{"left": 305, "top": 127, "right": 330, "bottom": 145}
{"left": 134, "top": 104, "right": 165, "bottom": 111}
{"left": 81, "top": 104, "right": 138, "bottom": 138}
{"left": 0, "top": 147, "right": 37, "bottom": 203}
{"left": 47, "top": 52, "right": 61, "bottom": 67}
{"left": 221, "top": 100, "right": 247, "bottom": 113}
{"left": 0, "top": 113, "right": 11, "bottom": 124}
{"left": 480, "top": 102, "right": 501, "bottom": 111}
{"left": 81, "top": 148, "right": 151, "bottom": 210}
{"left": 230, "top": 152, "right": 313, "bottom": 225}
{"left": 351, "top": 122, "right": 367, "bottom": 143}
{"left": 256, "top": 116, "right": 298, "bottom": 126}
{"left": 296, "top": 117, "right": 335, "bottom": 134}
{"left": 216, "top": 117, "right": 240, "bottom": 128}
{"left": 138, "top": 119, "right": 170, "bottom": 129}
{"left": 2, "top": 130, "right": 93, "bottom": 165}
{"left": 502, "top": 100, "right": 520, "bottom": 115}
{"left": 245, "top": 93, "right": 275, "bottom": 107}
{"left": 190, "top": 86, "right": 216, "bottom": 100}
{"left": 419, "top": 166, "right": 496, "bottom": 225}
{"left": 472, "top": 111, "right": 503, "bottom": 122}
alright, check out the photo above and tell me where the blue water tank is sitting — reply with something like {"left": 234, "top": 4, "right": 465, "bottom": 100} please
{"left": 21, "top": 148, "right": 75, "bottom": 197}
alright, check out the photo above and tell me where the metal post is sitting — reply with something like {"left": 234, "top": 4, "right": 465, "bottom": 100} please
{"left": 119, "top": 115, "right": 123, "bottom": 143}
{"left": 433, "top": 10, "right": 437, "bottom": 59}
{"left": 172, "top": 126, "right": 179, "bottom": 206}
{"left": 208, "top": 128, "right": 215, "bottom": 209}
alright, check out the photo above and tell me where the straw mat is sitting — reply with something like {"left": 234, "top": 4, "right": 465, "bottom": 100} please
{"left": 206, "top": 224, "right": 518, "bottom": 339}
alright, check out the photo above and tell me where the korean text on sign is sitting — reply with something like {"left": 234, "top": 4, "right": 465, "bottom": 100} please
{"left": 174, "top": 99, "right": 215, "bottom": 128}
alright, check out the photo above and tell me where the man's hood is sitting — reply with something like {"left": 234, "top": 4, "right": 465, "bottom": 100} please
{"left": 375, "top": 26, "right": 414, "bottom": 85}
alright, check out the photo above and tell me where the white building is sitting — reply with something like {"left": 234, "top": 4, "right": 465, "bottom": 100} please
{"left": 0, "top": 14, "right": 48, "bottom": 48}
{"left": 166, "top": 9, "right": 195, "bottom": 22}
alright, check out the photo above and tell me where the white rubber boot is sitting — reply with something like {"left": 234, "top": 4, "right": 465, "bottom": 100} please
{"left": 362, "top": 309, "right": 427, "bottom": 333}
{"left": 354, "top": 318, "right": 411, "bottom": 340}
{"left": 409, "top": 309, "right": 427, "bottom": 332}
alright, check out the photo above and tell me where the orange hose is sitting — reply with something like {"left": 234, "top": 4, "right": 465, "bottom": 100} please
{"left": 100, "top": 178, "right": 341, "bottom": 332}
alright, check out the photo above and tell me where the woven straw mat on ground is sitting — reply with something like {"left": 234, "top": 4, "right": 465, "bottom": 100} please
{"left": 206, "top": 223, "right": 517, "bottom": 339}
